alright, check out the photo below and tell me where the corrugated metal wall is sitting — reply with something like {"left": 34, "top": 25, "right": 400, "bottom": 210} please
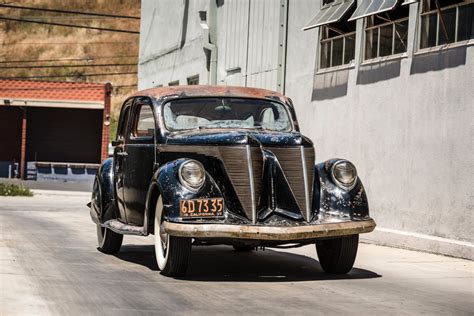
{"left": 218, "top": 0, "right": 280, "bottom": 90}
{"left": 246, "top": 0, "right": 280, "bottom": 90}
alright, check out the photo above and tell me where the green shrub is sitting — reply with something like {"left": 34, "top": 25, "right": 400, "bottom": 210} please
{"left": 0, "top": 183, "right": 34, "bottom": 197}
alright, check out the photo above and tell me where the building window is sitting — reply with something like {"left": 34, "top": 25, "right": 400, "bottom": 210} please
{"left": 168, "top": 80, "right": 179, "bottom": 86}
{"left": 320, "top": 23, "right": 356, "bottom": 68}
{"left": 420, "top": 0, "right": 473, "bottom": 49}
{"left": 364, "top": 4, "right": 409, "bottom": 60}
{"left": 303, "top": 0, "right": 356, "bottom": 70}
{"left": 187, "top": 75, "right": 199, "bottom": 85}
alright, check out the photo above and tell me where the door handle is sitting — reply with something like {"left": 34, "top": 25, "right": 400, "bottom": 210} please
{"left": 117, "top": 151, "right": 128, "bottom": 156}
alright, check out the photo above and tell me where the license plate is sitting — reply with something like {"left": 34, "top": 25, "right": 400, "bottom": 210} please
{"left": 180, "top": 198, "right": 224, "bottom": 217}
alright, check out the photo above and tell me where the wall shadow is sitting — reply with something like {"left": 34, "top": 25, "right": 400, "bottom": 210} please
{"left": 116, "top": 244, "right": 381, "bottom": 283}
{"left": 410, "top": 46, "right": 467, "bottom": 75}
{"left": 356, "top": 59, "right": 401, "bottom": 85}
{"left": 311, "top": 68, "right": 350, "bottom": 101}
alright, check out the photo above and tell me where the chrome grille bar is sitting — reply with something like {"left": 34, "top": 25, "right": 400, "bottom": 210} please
{"left": 246, "top": 145, "right": 257, "bottom": 224}
{"left": 301, "top": 146, "right": 311, "bottom": 222}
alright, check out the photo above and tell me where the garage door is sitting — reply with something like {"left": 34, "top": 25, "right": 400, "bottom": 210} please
{"left": 26, "top": 107, "right": 103, "bottom": 163}
{"left": 0, "top": 107, "right": 22, "bottom": 162}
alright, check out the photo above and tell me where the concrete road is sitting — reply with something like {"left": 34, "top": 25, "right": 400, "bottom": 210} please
{"left": 1, "top": 193, "right": 473, "bottom": 315}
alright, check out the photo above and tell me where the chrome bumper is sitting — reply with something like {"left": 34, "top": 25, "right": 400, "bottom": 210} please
{"left": 163, "top": 219, "right": 376, "bottom": 241}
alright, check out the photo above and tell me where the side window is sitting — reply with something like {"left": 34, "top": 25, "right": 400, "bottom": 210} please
{"left": 117, "top": 100, "right": 133, "bottom": 139}
{"left": 133, "top": 104, "right": 155, "bottom": 138}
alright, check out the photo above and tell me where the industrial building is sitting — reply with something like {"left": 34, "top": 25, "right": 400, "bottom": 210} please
{"left": 137, "top": 0, "right": 473, "bottom": 259}
{"left": 0, "top": 79, "right": 111, "bottom": 180}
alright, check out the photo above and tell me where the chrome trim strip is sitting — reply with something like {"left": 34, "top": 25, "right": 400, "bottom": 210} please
{"left": 246, "top": 145, "right": 257, "bottom": 224}
{"left": 301, "top": 146, "right": 311, "bottom": 222}
{"left": 163, "top": 219, "right": 376, "bottom": 241}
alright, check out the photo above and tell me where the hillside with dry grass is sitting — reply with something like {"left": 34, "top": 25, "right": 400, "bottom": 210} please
{"left": 0, "top": 0, "right": 141, "bottom": 133}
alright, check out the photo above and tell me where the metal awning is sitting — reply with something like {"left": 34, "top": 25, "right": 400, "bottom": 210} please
{"left": 348, "top": 0, "right": 399, "bottom": 21}
{"left": 303, "top": 0, "right": 355, "bottom": 31}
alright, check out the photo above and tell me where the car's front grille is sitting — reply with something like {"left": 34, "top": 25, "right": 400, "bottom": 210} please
{"left": 267, "top": 147, "right": 315, "bottom": 221}
{"left": 158, "top": 144, "right": 315, "bottom": 223}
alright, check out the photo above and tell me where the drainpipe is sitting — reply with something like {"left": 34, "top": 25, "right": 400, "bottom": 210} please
{"left": 200, "top": 0, "right": 217, "bottom": 85}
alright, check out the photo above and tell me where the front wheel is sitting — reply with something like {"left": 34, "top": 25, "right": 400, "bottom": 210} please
{"left": 154, "top": 196, "right": 191, "bottom": 276}
{"left": 97, "top": 224, "right": 123, "bottom": 254}
{"left": 94, "top": 178, "right": 123, "bottom": 254}
{"left": 316, "top": 234, "right": 359, "bottom": 274}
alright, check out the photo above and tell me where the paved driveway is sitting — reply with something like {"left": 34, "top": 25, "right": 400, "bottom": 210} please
{"left": 1, "top": 193, "right": 472, "bottom": 315}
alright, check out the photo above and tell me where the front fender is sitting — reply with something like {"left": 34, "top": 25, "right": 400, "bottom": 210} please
{"left": 313, "top": 159, "right": 370, "bottom": 220}
{"left": 90, "top": 158, "right": 116, "bottom": 224}
{"left": 152, "top": 159, "right": 225, "bottom": 221}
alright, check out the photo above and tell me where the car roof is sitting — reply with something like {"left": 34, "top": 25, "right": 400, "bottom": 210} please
{"left": 131, "top": 85, "right": 289, "bottom": 103}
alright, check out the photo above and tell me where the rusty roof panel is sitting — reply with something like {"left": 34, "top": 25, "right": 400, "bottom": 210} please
{"left": 132, "top": 85, "right": 288, "bottom": 102}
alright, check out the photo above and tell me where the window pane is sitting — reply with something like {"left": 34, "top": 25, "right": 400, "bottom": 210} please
{"left": 136, "top": 106, "right": 154, "bottom": 137}
{"left": 394, "top": 20, "right": 409, "bottom": 54}
{"left": 365, "top": 28, "right": 378, "bottom": 59}
{"left": 164, "top": 98, "right": 292, "bottom": 132}
{"left": 320, "top": 41, "right": 331, "bottom": 69}
{"left": 438, "top": 7, "right": 456, "bottom": 45}
{"left": 332, "top": 37, "right": 343, "bottom": 66}
{"left": 457, "top": 3, "right": 474, "bottom": 42}
{"left": 344, "top": 34, "right": 355, "bottom": 64}
{"left": 420, "top": 13, "right": 437, "bottom": 49}
{"left": 379, "top": 24, "right": 393, "bottom": 57}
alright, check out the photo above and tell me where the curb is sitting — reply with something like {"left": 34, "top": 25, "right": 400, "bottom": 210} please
{"left": 31, "top": 189, "right": 91, "bottom": 197}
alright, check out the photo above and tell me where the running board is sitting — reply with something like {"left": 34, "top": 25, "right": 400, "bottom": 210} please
{"left": 102, "top": 219, "right": 147, "bottom": 236}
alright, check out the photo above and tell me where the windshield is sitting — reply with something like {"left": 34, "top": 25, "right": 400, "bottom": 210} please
{"left": 163, "top": 98, "right": 292, "bottom": 132}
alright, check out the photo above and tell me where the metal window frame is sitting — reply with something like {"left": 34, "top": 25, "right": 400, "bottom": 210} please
{"left": 319, "top": 26, "right": 356, "bottom": 69}
{"left": 186, "top": 75, "right": 199, "bottom": 85}
{"left": 363, "top": 16, "right": 409, "bottom": 59}
{"left": 418, "top": 0, "right": 472, "bottom": 48}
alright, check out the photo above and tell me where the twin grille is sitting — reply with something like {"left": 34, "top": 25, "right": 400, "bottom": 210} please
{"left": 159, "top": 144, "right": 315, "bottom": 222}
{"left": 221, "top": 146, "right": 315, "bottom": 222}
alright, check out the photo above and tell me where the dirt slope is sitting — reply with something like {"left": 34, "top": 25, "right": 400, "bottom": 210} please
{"left": 0, "top": 0, "right": 141, "bottom": 119}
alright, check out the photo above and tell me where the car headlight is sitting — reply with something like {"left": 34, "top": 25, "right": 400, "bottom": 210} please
{"left": 331, "top": 160, "right": 357, "bottom": 190}
{"left": 179, "top": 160, "right": 206, "bottom": 192}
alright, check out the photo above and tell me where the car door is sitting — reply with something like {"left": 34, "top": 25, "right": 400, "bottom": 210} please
{"left": 122, "top": 97, "right": 156, "bottom": 225}
{"left": 114, "top": 99, "right": 133, "bottom": 223}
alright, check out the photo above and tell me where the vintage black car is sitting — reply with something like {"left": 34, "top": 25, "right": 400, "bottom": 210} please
{"left": 89, "top": 86, "right": 375, "bottom": 276}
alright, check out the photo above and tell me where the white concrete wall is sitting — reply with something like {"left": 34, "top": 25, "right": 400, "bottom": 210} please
{"left": 138, "top": 0, "right": 474, "bottom": 256}
{"left": 286, "top": 1, "right": 474, "bottom": 247}
{"left": 138, "top": 0, "right": 209, "bottom": 88}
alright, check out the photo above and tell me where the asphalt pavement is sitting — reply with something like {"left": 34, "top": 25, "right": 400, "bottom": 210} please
{"left": 1, "top": 193, "right": 472, "bottom": 315}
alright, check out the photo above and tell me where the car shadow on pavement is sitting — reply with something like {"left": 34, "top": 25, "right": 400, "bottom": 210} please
{"left": 116, "top": 244, "right": 381, "bottom": 282}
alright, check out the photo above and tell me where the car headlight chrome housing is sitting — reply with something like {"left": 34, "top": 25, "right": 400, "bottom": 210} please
{"left": 331, "top": 160, "right": 358, "bottom": 190}
{"left": 179, "top": 160, "right": 206, "bottom": 192}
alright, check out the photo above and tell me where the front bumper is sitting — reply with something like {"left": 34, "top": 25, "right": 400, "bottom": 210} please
{"left": 163, "top": 218, "right": 376, "bottom": 241}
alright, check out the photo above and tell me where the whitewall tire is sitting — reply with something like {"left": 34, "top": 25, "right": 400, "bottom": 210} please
{"left": 154, "top": 196, "right": 191, "bottom": 276}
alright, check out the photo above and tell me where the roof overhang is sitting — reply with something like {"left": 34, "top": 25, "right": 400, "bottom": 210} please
{"left": 0, "top": 98, "right": 104, "bottom": 109}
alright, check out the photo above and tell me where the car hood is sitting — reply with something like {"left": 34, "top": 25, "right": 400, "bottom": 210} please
{"left": 165, "top": 129, "right": 313, "bottom": 147}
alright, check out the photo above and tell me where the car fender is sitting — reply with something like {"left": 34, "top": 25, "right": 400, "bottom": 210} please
{"left": 144, "top": 159, "right": 225, "bottom": 228}
{"left": 313, "top": 159, "right": 370, "bottom": 220}
{"left": 91, "top": 158, "right": 116, "bottom": 224}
